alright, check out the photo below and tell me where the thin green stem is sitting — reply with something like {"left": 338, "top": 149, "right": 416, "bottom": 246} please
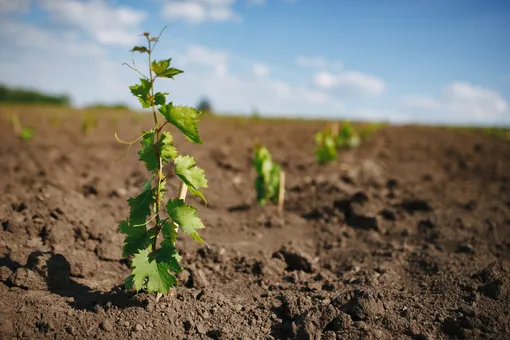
{"left": 147, "top": 35, "right": 164, "bottom": 255}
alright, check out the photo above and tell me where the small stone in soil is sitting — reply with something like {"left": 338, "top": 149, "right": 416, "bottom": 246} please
{"left": 99, "top": 321, "right": 113, "bottom": 332}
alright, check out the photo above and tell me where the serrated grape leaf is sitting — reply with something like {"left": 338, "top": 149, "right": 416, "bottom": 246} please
{"left": 131, "top": 46, "right": 149, "bottom": 53}
{"left": 138, "top": 131, "right": 177, "bottom": 171}
{"left": 129, "top": 78, "right": 152, "bottom": 108}
{"left": 159, "top": 104, "right": 202, "bottom": 144}
{"left": 159, "top": 132, "right": 178, "bottom": 164}
{"left": 156, "top": 240, "right": 183, "bottom": 273}
{"left": 138, "top": 130, "right": 158, "bottom": 171}
{"left": 166, "top": 198, "right": 206, "bottom": 244}
{"left": 119, "top": 220, "right": 155, "bottom": 257}
{"left": 151, "top": 59, "right": 183, "bottom": 79}
{"left": 154, "top": 92, "right": 169, "bottom": 106}
{"left": 174, "top": 155, "right": 208, "bottom": 203}
{"left": 127, "top": 178, "right": 155, "bottom": 227}
{"left": 128, "top": 245, "right": 181, "bottom": 293}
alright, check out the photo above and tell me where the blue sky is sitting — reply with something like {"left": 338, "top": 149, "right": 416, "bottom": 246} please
{"left": 1, "top": 0, "right": 509, "bottom": 125}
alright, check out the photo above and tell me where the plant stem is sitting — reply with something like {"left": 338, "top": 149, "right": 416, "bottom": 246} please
{"left": 147, "top": 36, "right": 164, "bottom": 255}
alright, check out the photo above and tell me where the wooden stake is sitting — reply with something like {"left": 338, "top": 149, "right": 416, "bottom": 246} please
{"left": 156, "top": 181, "right": 188, "bottom": 302}
{"left": 277, "top": 170, "right": 285, "bottom": 213}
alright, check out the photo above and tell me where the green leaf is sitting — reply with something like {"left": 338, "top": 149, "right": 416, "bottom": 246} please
{"left": 138, "top": 130, "right": 158, "bottom": 171}
{"left": 159, "top": 132, "right": 178, "bottom": 164}
{"left": 127, "top": 178, "right": 155, "bottom": 227}
{"left": 120, "top": 179, "right": 156, "bottom": 257}
{"left": 131, "top": 46, "right": 149, "bottom": 53}
{"left": 166, "top": 199, "right": 206, "bottom": 244}
{"left": 129, "top": 78, "right": 152, "bottom": 108}
{"left": 159, "top": 104, "right": 202, "bottom": 144}
{"left": 128, "top": 244, "right": 181, "bottom": 293}
{"left": 119, "top": 220, "right": 154, "bottom": 257}
{"left": 174, "top": 155, "right": 208, "bottom": 203}
{"left": 152, "top": 59, "right": 184, "bottom": 79}
{"left": 315, "top": 130, "right": 337, "bottom": 164}
{"left": 156, "top": 240, "right": 182, "bottom": 273}
{"left": 268, "top": 164, "right": 281, "bottom": 204}
{"left": 138, "top": 131, "right": 177, "bottom": 171}
{"left": 253, "top": 146, "right": 281, "bottom": 204}
{"left": 154, "top": 92, "right": 168, "bottom": 106}
{"left": 20, "top": 127, "right": 34, "bottom": 141}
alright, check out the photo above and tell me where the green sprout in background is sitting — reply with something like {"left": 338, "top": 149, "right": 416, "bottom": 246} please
{"left": 336, "top": 121, "right": 361, "bottom": 149}
{"left": 8, "top": 111, "right": 34, "bottom": 141}
{"left": 315, "top": 125, "right": 337, "bottom": 164}
{"left": 253, "top": 144, "right": 283, "bottom": 208}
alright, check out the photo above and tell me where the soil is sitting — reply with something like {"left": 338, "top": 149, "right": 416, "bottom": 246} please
{"left": 1, "top": 107, "right": 509, "bottom": 340}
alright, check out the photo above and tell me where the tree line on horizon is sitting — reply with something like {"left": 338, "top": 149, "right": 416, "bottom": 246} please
{"left": 0, "top": 84, "right": 215, "bottom": 114}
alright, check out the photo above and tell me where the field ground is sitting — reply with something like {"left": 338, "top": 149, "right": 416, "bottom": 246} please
{"left": 0, "top": 106, "right": 509, "bottom": 339}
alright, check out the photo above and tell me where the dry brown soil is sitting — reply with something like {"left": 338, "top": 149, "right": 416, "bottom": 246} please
{"left": 0, "top": 107, "right": 509, "bottom": 340}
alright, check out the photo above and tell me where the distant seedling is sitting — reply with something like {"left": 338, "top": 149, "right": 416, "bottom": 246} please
{"left": 314, "top": 125, "right": 337, "bottom": 164}
{"left": 336, "top": 122, "right": 360, "bottom": 149}
{"left": 81, "top": 112, "right": 97, "bottom": 135}
{"left": 8, "top": 112, "right": 34, "bottom": 141}
{"left": 315, "top": 121, "right": 361, "bottom": 164}
{"left": 253, "top": 144, "right": 285, "bottom": 210}
{"left": 116, "top": 28, "right": 208, "bottom": 297}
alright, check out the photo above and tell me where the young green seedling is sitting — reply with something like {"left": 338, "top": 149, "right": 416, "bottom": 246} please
{"left": 253, "top": 144, "right": 284, "bottom": 209}
{"left": 336, "top": 122, "right": 360, "bottom": 149}
{"left": 117, "top": 28, "right": 208, "bottom": 296}
{"left": 314, "top": 125, "right": 337, "bottom": 164}
{"left": 8, "top": 111, "right": 34, "bottom": 141}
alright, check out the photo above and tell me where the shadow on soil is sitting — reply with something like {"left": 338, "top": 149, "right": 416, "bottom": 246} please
{"left": 1, "top": 251, "right": 146, "bottom": 311}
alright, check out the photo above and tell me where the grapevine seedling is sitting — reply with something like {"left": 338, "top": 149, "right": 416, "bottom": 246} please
{"left": 8, "top": 111, "right": 34, "bottom": 141}
{"left": 314, "top": 126, "right": 337, "bottom": 164}
{"left": 315, "top": 121, "right": 362, "bottom": 164}
{"left": 253, "top": 145, "right": 285, "bottom": 210}
{"left": 116, "top": 28, "right": 208, "bottom": 296}
{"left": 336, "top": 122, "right": 360, "bottom": 149}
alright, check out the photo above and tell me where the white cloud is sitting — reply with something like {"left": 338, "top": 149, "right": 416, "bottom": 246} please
{"left": 0, "top": 0, "right": 30, "bottom": 13}
{"left": 297, "top": 56, "right": 342, "bottom": 71}
{"left": 177, "top": 44, "right": 229, "bottom": 76}
{"left": 0, "top": 19, "right": 136, "bottom": 107}
{"left": 400, "top": 95, "right": 442, "bottom": 111}
{"left": 162, "top": 44, "right": 345, "bottom": 116}
{"left": 163, "top": 0, "right": 241, "bottom": 23}
{"left": 37, "top": 0, "right": 146, "bottom": 46}
{"left": 298, "top": 56, "right": 384, "bottom": 95}
{"left": 313, "top": 72, "right": 336, "bottom": 88}
{"left": 400, "top": 82, "right": 509, "bottom": 123}
{"left": 334, "top": 71, "right": 386, "bottom": 95}
{"left": 1, "top": 20, "right": 106, "bottom": 57}
{"left": 313, "top": 70, "right": 386, "bottom": 95}
{"left": 252, "top": 63, "right": 270, "bottom": 78}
